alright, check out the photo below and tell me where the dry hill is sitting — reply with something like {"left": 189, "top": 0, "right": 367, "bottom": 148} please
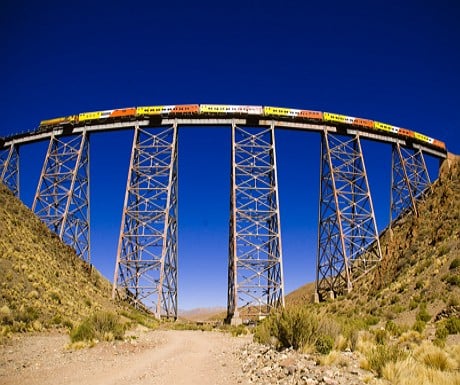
{"left": 287, "top": 153, "right": 460, "bottom": 328}
{"left": 0, "top": 182, "right": 141, "bottom": 335}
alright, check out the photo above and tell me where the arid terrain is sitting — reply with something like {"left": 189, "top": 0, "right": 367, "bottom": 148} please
{"left": 0, "top": 329, "right": 252, "bottom": 385}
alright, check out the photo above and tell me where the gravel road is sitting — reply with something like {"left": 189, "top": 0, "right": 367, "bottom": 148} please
{"left": 0, "top": 329, "right": 252, "bottom": 385}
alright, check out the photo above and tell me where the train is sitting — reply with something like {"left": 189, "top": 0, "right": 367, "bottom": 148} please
{"left": 36, "top": 104, "right": 446, "bottom": 152}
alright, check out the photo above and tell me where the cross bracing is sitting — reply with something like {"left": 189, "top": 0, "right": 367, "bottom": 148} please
{"left": 0, "top": 144, "right": 19, "bottom": 197}
{"left": 0, "top": 110, "right": 446, "bottom": 316}
{"left": 112, "top": 124, "right": 178, "bottom": 319}
{"left": 316, "top": 132, "right": 382, "bottom": 300}
{"left": 32, "top": 133, "right": 90, "bottom": 263}
{"left": 228, "top": 123, "right": 284, "bottom": 324}
{"left": 391, "top": 143, "right": 431, "bottom": 222}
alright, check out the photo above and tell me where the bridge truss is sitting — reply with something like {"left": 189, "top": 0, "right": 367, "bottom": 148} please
{"left": 0, "top": 113, "right": 448, "bottom": 321}
{"left": 390, "top": 143, "right": 431, "bottom": 222}
{"left": 227, "top": 122, "right": 284, "bottom": 324}
{"left": 0, "top": 143, "right": 19, "bottom": 197}
{"left": 32, "top": 132, "right": 90, "bottom": 263}
{"left": 112, "top": 124, "right": 178, "bottom": 319}
{"left": 316, "top": 131, "right": 382, "bottom": 300}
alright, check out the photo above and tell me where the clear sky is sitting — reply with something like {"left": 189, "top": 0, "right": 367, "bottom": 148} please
{"left": 2, "top": 1, "right": 459, "bottom": 310}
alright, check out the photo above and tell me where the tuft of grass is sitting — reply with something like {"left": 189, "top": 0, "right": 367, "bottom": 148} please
{"left": 364, "top": 343, "right": 408, "bottom": 377}
{"left": 416, "top": 303, "right": 431, "bottom": 323}
{"left": 449, "top": 258, "right": 460, "bottom": 270}
{"left": 446, "top": 317, "right": 460, "bottom": 334}
{"left": 70, "top": 311, "right": 125, "bottom": 343}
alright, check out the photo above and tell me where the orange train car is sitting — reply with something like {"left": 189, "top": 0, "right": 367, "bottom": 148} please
{"left": 398, "top": 128, "right": 415, "bottom": 138}
{"left": 170, "top": 104, "right": 200, "bottom": 114}
{"left": 298, "top": 109, "right": 323, "bottom": 121}
{"left": 110, "top": 108, "right": 136, "bottom": 118}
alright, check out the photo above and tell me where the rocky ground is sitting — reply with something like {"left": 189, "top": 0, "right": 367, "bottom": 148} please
{"left": 238, "top": 342, "right": 380, "bottom": 385}
{"left": 0, "top": 329, "right": 380, "bottom": 385}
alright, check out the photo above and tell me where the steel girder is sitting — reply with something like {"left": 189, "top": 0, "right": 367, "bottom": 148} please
{"left": 390, "top": 143, "right": 431, "bottom": 222}
{"left": 112, "top": 124, "right": 178, "bottom": 319}
{"left": 0, "top": 144, "right": 19, "bottom": 197}
{"left": 32, "top": 133, "right": 90, "bottom": 263}
{"left": 316, "top": 131, "right": 382, "bottom": 300}
{"left": 227, "top": 122, "right": 284, "bottom": 324}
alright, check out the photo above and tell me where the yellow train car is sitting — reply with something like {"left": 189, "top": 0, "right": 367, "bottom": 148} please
{"left": 414, "top": 132, "right": 433, "bottom": 144}
{"left": 374, "top": 121, "right": 400, "bottom": 134}
{"left": 79, "top": 111, "right": 103, "bottom": 122}
{"left": 323, "top": 112, "right": 352, "bottom": 124}
{"left": 263, "top": 106, "right": 299, "bottom": 118}
{"left": 136, "top": 106, "right": 164, "bottom": 115}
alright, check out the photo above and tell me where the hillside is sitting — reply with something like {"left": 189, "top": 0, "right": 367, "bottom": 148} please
{"left": 287, "top": 153, "right": 460, "bottom": 326}
{"left": 0, "top": 182, "right": 137, "bottom": 335}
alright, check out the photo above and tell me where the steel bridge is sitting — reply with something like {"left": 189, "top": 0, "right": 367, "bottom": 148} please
{"left": 0, "top": 107, "right": 447, "bottom": 324}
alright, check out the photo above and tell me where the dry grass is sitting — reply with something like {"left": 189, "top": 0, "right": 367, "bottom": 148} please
{"left": 0, "top": 182, "right": 158, "bottom": 339}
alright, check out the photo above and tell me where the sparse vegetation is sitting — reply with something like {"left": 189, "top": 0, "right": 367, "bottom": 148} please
{"left": 255, "top": 155, "right": 460, "bottom": 383}
{"left": 70, "top": 311, "right": 126, "bottom": 343}
{"left": 0, "top": 182, "right": 159, "bottom": 340}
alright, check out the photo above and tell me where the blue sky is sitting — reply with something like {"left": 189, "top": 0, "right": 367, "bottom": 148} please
{"left": 2, "top": 1, "right": 459, "bottom": 309}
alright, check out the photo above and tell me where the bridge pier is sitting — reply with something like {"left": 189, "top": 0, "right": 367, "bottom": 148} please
{"left": 112, "top": 124, "right": 178, "bottom": 319}
{"left": 227, "top": 121, "right": 284, "bottom": 322}
{"left": 32, "top": 132, "right": 90, "bottom": 263}
{"left": 390, "top": 143, "right": 431, "bottom": 223}
{"left": 316, "top": 131, "right": 382, "bottom": 300}
{"left": 0, "top": 143, "right": 19, "bottom": 197}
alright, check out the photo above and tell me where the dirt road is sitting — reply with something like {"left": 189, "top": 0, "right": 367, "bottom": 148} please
{"left": 0, "top": 329, "right": 252, "bottom": 385}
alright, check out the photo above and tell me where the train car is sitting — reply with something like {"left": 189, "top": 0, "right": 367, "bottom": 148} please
{"left": 374, "top": 121, "right": 400, "bottom": 135}
{"left": 324, "top": 112, "right": 373, "bottom": 128}
{"left": 79, "top": 107, "right": 136, "bottom": 122}
{"left": 414, "top": 131, "right": 434, "bottom": 145}
{"left": 398, "top": 128, "right": 415, "bottom": 138}
{"left": 136, "top": 106, "right": 163, "bottom": 115}
{"left": 432, "top": 139, "right": 447, "bottom": 151}
{"left": 199, "top": 104, "right": 262, "bottom": 115}
{"left": 264, "top": 106, "right": 323, "bottom": 122}
{"left": 39, "top": 115, "right": 79, "bottom": 129}
{"left": 299, "top": 109, "right": 323, "bottom": 121}
{"left": 169, "top": 104, "right": 200, "bottom": 115}
{"left": 136, "top": 104, "right": 199, "bottom": 116}
{"left": 264, "top": 106, "right": 299, "bottom": 118}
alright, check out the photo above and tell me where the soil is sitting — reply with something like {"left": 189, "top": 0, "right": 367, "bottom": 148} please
{"left": 0, "top": 329, "right": 252, "bottom": 385}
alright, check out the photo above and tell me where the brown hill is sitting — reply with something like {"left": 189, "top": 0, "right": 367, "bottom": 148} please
{"left": 0, "top": 182, "right": 138, "bottom": 335}
{"left": 286, "top": 153, "right": 460, "bottom": 326}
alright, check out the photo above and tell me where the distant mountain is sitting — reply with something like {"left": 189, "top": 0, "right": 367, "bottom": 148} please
{"left": 179, "top": 307, "right": 227, "bottom": 322}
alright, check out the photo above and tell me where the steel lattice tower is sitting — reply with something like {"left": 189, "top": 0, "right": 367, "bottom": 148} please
{"left": 227, "top": 122, "right": 284, "bottom": 324}
{"left": 112, "top": 124, "right": 178, "bottom": 319}
{"left": 32, "top": 133, "right": 90, "bottom": 263}
{"left": 0, "top": 143, "right": 19, "bottom": 197}
{"left": 316, "top": 131, "right": 382, "bottom": 300}
{"left": 390, "top": 143, "right": 431, "bottom": 222}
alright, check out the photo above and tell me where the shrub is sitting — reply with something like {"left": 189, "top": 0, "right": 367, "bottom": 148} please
{"left": 435, "top": 324, "right": 449, "bottom": 340}
{"left": 449, "top": 258, "right": 460, "bottom": 270}
{"left": 315, "top": 334, "right": 334, "bottom": 355}
{"left": 365, "top": 344, "right": 407, "bottom": 377}
{"left": 374, "top": 329, "right": 389, "bottom": 345}
{"left": 444, "top": 274, "right": 460, "bottom": 286}
{"left": 254, "top": 306, "right": 321, "bottom": 350}
{"left": 413, "top": 320, "right": 426, "bottom": 333}
{"left": 416, "top": 303, "right": 431, "bottom": 323}
{"left": 70, "top": 312, "right": 125, "bottom": 343}
{"left": 386, "top": 320, "right": 402, "bottom": 336}
{"left": 445, "top": 317, "right": 460, "bottom": 334}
